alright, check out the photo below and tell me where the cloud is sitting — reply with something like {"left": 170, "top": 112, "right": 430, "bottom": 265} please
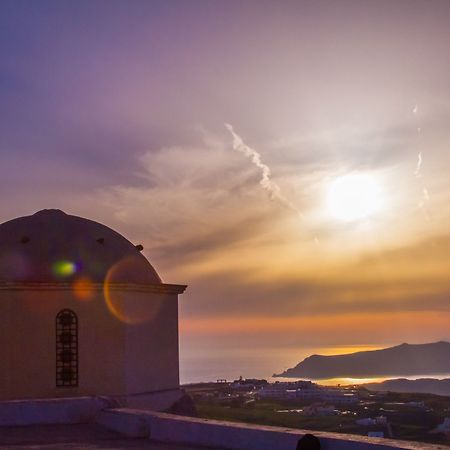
{"left": 92, "top": 124, "right": 450, "bottom": 334}
{"left": 179, "top": 267, "right": 450, "bottom": 321}
{"left": 96, "top": 134, "right": 300, "bottom": 278}
{"left": 180, "top": 310, "right": 450, "bottom": 363}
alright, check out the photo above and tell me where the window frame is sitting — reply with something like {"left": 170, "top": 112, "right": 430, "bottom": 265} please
{"left": 56, "top": 309, "right": 78, "bottom": 387}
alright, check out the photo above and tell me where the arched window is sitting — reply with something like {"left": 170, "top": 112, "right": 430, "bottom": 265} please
{"left": 56, "top": 309, "right": 78, "bottom": 387}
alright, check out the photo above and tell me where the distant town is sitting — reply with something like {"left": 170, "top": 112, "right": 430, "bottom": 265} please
{"left": 184, "top": 377, "right": 450, "bottom": 446}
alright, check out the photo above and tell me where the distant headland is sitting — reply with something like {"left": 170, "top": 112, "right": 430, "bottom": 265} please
{"left": 274, "top": 341, "right": 450, "bottom": 379}
{"left": 364, "top": 377, "right": 450, "bottom": 396}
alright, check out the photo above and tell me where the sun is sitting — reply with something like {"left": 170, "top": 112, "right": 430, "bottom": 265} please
{"left": 326, "top": 174, "right": 383, "bottom": 222}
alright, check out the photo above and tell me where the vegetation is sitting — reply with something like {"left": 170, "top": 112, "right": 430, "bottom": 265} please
{"left": 185, "top": 384, "right": 450, "bottom": 447}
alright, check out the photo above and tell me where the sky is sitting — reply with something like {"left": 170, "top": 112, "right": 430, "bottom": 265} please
{"left": 1, "top": 0, "right": 450, "bottom": 381}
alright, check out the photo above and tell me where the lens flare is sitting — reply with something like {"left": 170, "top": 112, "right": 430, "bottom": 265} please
{"left": 103, "top": 256, "right": 162, "bottom": 324}
{"left": 72, "top": 276, "right": 95, "bottom": 301}
{"left": 53, "top": 260, "right": 77, "bottom": 277}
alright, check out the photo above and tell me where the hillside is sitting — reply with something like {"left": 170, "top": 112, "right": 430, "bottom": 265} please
{"left": 364, "top": 377, "right": 450, "bottom": 396}
{"left": 274, "top": 341, "right": 450, "bottom": 379}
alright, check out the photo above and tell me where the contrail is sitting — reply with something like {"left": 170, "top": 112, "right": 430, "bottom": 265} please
{"left": 411, "top": 104, "right": 431, "bottom": 220}
{"left": 414, "top": 152, "right": 422, "bottom": 177}
{"left": 225, "top": 123, "right": 301, "bottom": 216}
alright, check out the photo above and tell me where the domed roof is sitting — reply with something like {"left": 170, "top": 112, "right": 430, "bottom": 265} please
{"left": 0, "top": 209, "right": 161, "bottom": 284}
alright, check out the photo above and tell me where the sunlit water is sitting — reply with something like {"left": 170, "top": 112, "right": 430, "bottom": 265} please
{"left": 180, "top": 346, "right": 450, "bottom": 385}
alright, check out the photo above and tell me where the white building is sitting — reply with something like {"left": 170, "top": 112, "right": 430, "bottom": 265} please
{"left": 374, "top": 416, "right": 387, "bottom": 425}
{"left": 319, "top": 390, "right": 359, "bottom": 404}
{"left": 303, "top": 404, "right": 336, "bottom": 416}
{"left": 356, "top": 416, "right": 387, "bottom": 427}
{"left": 259, "top": 382, "right": 359, "bottom": 404}
{"left": 289, "top": 389, "right": 322, "bottom": 400}
{"left": 356, "top": 418, "right": 376, "bottom": 426}
{"left": 258, "top": 387, "right": 290, "bottom": 399}
{"left": 368, "top": 431, "right": 385, "bottom": 438}
{"left": 0, "top": 209, "right": 186, "bottom": 410}
{"left": 434, "top": 418, "right": 450, "bottom": 433}
{"left": 259, "top": 381, "right": 315, "bottom": 399}
{"left": 406, "top": 401, "right": 425, "bottom": 408}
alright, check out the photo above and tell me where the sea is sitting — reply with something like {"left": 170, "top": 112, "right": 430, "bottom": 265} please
{"left": 179, "top": 346, "right": 450, "bottom": 386}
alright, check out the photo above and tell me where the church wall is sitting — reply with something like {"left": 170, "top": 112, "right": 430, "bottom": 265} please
{"left": 0, "top": 287, "right": 125, "bottom": 400}
{"left": 76, "top": 290, "right": 126, "bottom": 396}
{"left": 123, "top": 292, "right": 180, "bottom": 395}
{"left": 0, "top": 284, "right": 181, "bottom": 402}
{"left": 0, "top": 289, "right": 67, "bottom": 400}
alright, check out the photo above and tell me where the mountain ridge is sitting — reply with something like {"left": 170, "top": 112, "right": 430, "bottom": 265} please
{"left": 274, "top": 341, "right": 450, "bottom": 379}
{"left": 364, "top": 377, "right": 450, "bottom": 397}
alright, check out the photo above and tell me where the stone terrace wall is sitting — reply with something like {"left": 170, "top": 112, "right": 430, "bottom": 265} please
{"left": 98, "top": 408, "right": 447, "bottom": 450}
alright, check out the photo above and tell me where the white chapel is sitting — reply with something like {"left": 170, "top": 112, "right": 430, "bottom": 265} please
{"left": 0, "top": 209, "right": 186, "bottom": 410}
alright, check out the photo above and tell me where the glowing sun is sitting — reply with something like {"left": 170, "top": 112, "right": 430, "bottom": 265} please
{"left": 326, "top": 174, "right": 383, "bottom": 222}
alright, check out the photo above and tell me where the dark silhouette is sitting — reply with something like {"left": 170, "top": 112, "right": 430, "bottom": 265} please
{"left": 296, "top": 434, "right": 321, "bottom": 450}
{"left": 364, "top": 377, "right": 450, "bottom": 396}
{"left": 166, "top": 392, "right": 198, "bottom": 417}
{"left": 275, "top": 341, "right": 450, "bottom": 379}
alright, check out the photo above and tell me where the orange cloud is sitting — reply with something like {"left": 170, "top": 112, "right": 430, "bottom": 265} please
{"left": 180, "top": 311, "right": 450, "bottom": 342}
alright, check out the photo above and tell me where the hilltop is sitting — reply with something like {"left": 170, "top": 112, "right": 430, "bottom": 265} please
{"left": 274, "top": 341, "right": 450, "bottom": 379}
{"left": 364, "top": 377, "right": 450, "bottom": 396}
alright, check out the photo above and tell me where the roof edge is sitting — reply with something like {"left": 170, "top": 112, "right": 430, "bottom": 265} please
{"left": 0, "top": 281, "right": 187, "bottom": 295}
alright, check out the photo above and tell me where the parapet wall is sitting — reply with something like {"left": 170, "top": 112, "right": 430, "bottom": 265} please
{"left": 0, "top": 397, "right": 115, "bottom": 426}
{"left": 98, "top": 408, "right": 446, "bottom": 450}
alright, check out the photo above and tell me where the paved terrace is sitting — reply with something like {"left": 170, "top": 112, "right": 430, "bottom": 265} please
{"left": 0, "top": 423, "right": 221, "bottom": 449}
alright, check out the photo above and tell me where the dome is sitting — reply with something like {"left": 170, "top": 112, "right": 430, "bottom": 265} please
{"left": 0, "top": 209, "right": 161, "bottom": 284}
